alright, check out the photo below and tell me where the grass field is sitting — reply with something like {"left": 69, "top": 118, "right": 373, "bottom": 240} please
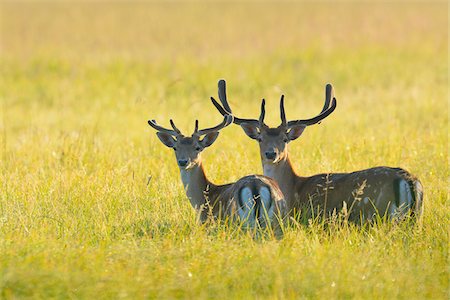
{"left": 1, "top": 2, "right": 448, "bottom": 299}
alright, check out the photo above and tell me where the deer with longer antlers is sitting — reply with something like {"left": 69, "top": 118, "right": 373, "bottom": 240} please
{"left": 211, "top": 80, "right": 423, "bottom": 222}
{"left": 148, "top": 114, "right": 287, "bottom": 230}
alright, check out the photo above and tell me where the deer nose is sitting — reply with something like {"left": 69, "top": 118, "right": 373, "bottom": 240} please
{"left": 265, "top": 151, "right": 277, "bottom": 160}
{"left": 178, "top": 159, "right": 188, "bottom": 167}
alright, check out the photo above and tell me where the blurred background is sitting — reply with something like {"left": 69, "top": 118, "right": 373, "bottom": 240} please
{"left": 2, "top": 1, "right": 447, "bottom": 172}
{"left": 2, "top": 2, "right": 447, "bottom": 180}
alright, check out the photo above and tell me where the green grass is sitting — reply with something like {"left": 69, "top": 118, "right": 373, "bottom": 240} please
{"left": 1, "top": 2, "right": 448, "bottom": 299}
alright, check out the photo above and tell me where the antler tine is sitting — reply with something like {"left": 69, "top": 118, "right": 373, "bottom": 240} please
{"left": 210, "top": 97, "right": 230, "bottom": 116}
{"left": 218, "top": 79, "right": 232, "bottom": 113}
{"left": 259, "top": 99, "right": 266, "bottom": 124}
{"left": 148, "top": 119, "right": 178, "bottom": 136}
{"left": 280, "top": 95, "right": 286, "bottom": 126}
{"left": 194, "top": 120, "right": 199, "bottom": 134}
{"left": 169, "top": 119, "right": 181, "bottom": 134}
{"left": 322, "top": 83, "right": 333, "bottom": 113}
{"left": 195, "top": 115, "right": 234, "bottom": 136}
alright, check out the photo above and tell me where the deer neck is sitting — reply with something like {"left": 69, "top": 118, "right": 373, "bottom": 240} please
{"left": 179, "top": 162, "right": 210, "bottom": 210}
{"left": 262, "top": 154, "right": 300, "bottom": 201}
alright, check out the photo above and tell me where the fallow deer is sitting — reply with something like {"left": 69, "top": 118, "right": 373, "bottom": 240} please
{"left": 211, "top": 80, "right": 423, "bottom": 222}
{"left": 148, "top": 114, "right": 287, "bottom": 230}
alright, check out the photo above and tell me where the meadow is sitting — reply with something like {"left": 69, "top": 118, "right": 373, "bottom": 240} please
{"left": 1, "top": 2, "right": 448, "bottom": 299}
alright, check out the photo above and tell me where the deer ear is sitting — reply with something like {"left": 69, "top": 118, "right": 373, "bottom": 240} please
{"left": 199, "top": 132, "right": 219, "bottom": 148}
{"left": 240, "top": 123, "right": 260, "bottom": 140}
{"left": 156, "top": 132, "right": 176, "bottom": 148}
{"left": 287, "top": 125, "right": 306, "bottom": 141}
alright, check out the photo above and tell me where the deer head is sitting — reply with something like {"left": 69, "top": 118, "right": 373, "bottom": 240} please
{"left": 211, "top": 80, "right": 337, "bottom": 164}
{"left": 148, "top": 115, "right": 233, "bottom": 169}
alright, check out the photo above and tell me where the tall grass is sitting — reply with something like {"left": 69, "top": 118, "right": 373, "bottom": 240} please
{"left": 0, "top": 2, "right": 448, "bottom": 299}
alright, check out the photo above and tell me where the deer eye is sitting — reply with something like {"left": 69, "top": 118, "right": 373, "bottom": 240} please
{"left": 173, "top": 147, "right": 177, "bottom": 151}
{"left": 257, "top": 137, "right": 262, "bottom": 142}
{"left": 195, "top": 147, "right": 201, "bottom": 151}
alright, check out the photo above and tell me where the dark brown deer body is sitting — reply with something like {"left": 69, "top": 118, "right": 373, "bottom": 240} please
{"left": 211, "top": 80, "right": 423, "bottom": 221}
{"left": 148, "top": 113, "right": 286, "bottom": 229}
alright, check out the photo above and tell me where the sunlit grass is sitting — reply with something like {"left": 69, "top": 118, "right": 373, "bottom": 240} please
{"left": 0, "top": 2, "right": 448, "bottom": 299}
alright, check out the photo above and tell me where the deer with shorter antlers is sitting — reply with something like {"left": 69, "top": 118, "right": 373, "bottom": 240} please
{"left": 148, "top": 113, "right": 287, "bottom": 230}
{"left": 211, "top": 80, "right": 423, "bottom": 222}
